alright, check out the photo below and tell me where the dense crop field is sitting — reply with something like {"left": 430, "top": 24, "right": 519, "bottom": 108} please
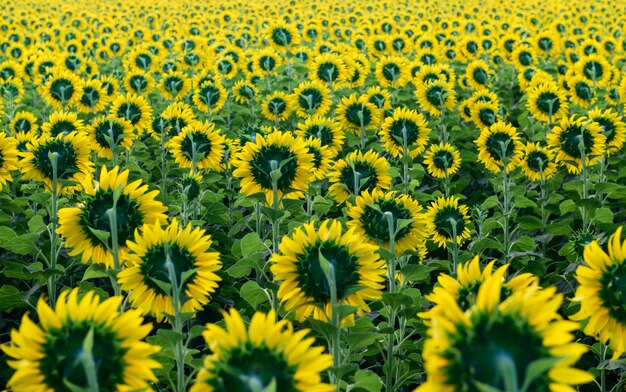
{"left": 1, "top": 0, "right": 626, "bottom": 390}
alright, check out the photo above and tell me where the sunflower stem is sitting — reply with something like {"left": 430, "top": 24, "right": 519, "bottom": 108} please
{"left": 319, "top": 253, "right": 341, "bottom": 392}
{"left": 384, "top": 211, "right": 398, "bottom": 391}
{"left": 160, "top": 122, "right": 168, "bottom": 205}
{"left": 579, "top": 138, "right": 590, "bottom": 232}
{"left": 502, "top": 163, "right": 511, "bottom": 264}
{"left": 270, "top": 160, "right": 282, "bottom": 254}
{"left": 402, "top": 125, "right": 410, "bottom": 194}
{"left": 47, "top": 152, "right": 60, "bottom": 307}
{"left": 106, "top": 191, "right": 123, "bottom": 301}
{"left": 449, "top": 218, "right": 459, "bottom": 274}
{"left": 165, "top": 249, "right": 188, "bottom": 392}
{"left": 600, "top": 343, "right": 607, "bottom": 392}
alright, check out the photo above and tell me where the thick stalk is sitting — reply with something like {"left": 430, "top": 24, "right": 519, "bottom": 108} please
{"left": 48, "top": 153, "right": 60, "bottom": 306}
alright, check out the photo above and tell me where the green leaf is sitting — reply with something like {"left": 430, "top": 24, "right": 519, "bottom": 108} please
{"left": 513, "top": 236, "right": 535, "bottom": 252}
{"left": 0, "top": 227, "right": 39, "bottom": 255}
{"left": 400, "top": 265, "right": 435, "bottom": 282}
{"left": 226, "top": 256, "right": 259, "bottom": 278}
{"left": 559, "top": 199, "right": 576, "bottom": 215}
{"left": 87, "top": 227, "right": 110, "bottom": 244}
{"left": 382, "top": 292, "right": 414, "bottom": 308}
{"left": 0, "top": 285, "right": 27, "bottom": 312}
{"left": 593, "top": 207, "right": 613, "bottom": 224}
{"left": 520, "top": 357, "right": 562, "bottom": 392}
{"left": 28, "top": 215, "right": 47, "bottom": 234}
{"left": 240, "top": 281, "right": 269, "bottom": 309}
{"left": 240, "top": 232, "right": 266, "bottom": 258}
{"left": 82, "top": 264, "right": 109, "bottom": 281}
{"left": 352, "top": 369, "right": 383, "bottom": 392}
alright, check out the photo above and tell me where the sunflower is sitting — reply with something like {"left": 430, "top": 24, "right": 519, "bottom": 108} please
{"left": 40, "top": 111, "right": 85, "bottom": 138}
{"left": 344, "top": 56, "right": 369, "bottom": 88}
{"left": 575, "top": 54, "right": 611, "bottom": 86}
{"left": 526, "top": 81, "right": 569, "bottom": 123}
{"left": 0, "top": 77, "right": 24, "bottom": 104}
{"left": 213, "top": 55, "right": 238, "bottom": 80}
{"left": 347, "top": 189, "right": 427, "bottom": 255}
{"left": 425, "top": 196, "right": 472, "bottom": 248}
{"left": 375, "top": 55, "right": 410, "bottom": 88}
{"left": 336, "top": 93, "right": 381, "bottom": 134}
{"left": 232, "top": 130, "right": 313, "bottom": 206}
{"left": 465, "top": 60, "right": 493, "bottom": 90}
{"left": 99, "top": 74, "right": 119, "bottom": 99}
{"left": 20, "top": 133, "right": 93, "bottom": 193}
{"left": 191, "top": 308, "right": 333, "bottom": 392}
{"left": 9, "top": 111, "right": 38, "bottom": 135}
{"left": 423, "top": 142, "right": 462, "bottom": 179}
{"left": 76, "top": 78, "right": 108, "bottom": 113}
{"left": 511, "top": 45, "right": 536, "bottom": 69}
{"left": 422, "top": 256, "right": 538, "bottom": 320}
{"left": 124, "top": 70, "right": 154, "bottom": 96}
{"left": 270, "top": 219, "right": 386, "bottom": 325}
{"left": 266, "top": 21, "right": 300, "bottom": 50}
{"left": 159, "top": 101, "right": 198, "bottom": 139}
{"left": 292, "top": 80, "right": 332, "bottom": 118}
{"left": 117, "top": 219, "right": 221, "bottom": 322}
{"left": 547, "top": 115, "right": 606, "bottom": 174}
{"left": 39, "top": 68, "right": 83, "bottom": 110}
{"left": 588, "top": 108, "right": 626, "bottom": 156}
{"left": 412, "top": 64, "right": 447, "bottom": 86}
{"left": 167, "top": 121, "right": 226, "bottom": 172}
{"left": 520, "top": 142, "right": 558, "bottom": 182}
{"left": 2, "top": 289, "right": 160, "bottom": 392}
{"left": 86, "top": 115, "right": 134, "bottom": 160}
{"left": 571, "top": 227, "right": 626, "bottom": 358}
{"left": 415, "top": 79, "right": 456, "bottom": 117}
{"left": 254, "top": 48, "right": 282, "bottom": 75}
{"left": 476, "top": 121, "right": 524, "bottom": 173}
{"left": 364, "top": 86, "right": 393, "bottom": 111}
{"left": 328, "top": 149, "right": 392, "bottom": 204}
{"left": 304, "top": 137, "right": 333, "bottom": 180}
{"left": 232, "top": 79, "right": 258, "bottom": 105}
{"left": 417, "top": 275, "right": 593, "bottom": 392}
{"left": 0, "top": 133, "right": 18, "bottom": 191}
{"left": 261, "top": 91, "right": 294, "bottom": 122}
{"left": 57, "top": 165, "right": 167, "bottom": 268}
{"left": 158, "top": 71, "right": 191, "bottom": 101}
{"left": 379, "top": 107, "right": 430, "bottom": 158}
{"left": 311, "top": 52, "right": 348, "bottom": 89}
{"left": 295, "top": 115, "right": 345, "bottom": 156}
{"left": 567, "top": 74, "right": 594, "bottom": 108}
{"left": 470, "top": 100, "right": 501, "bottom": 129}
{"left": 193, "top": 81, "right": 228, "bottom": 114}
{"left": 178, "top": 171, "right": 203, "bottom": 201}
{"left": 110, "top": 93, "right": 153, "bottom": 133}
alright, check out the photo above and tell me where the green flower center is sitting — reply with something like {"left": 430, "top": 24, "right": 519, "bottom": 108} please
{"left": 167, "top": 117, "right": 189, "bottom": 137}
{"left": 317, "top": 62, "right": 339, "bottom": 83}
{"left": 184, "top": 52, "right": 200, "bottom": 66}
{"left": 296, "top": 240, "right": 360, "bottom": 303}
{"left": 368, "top": 93, "right": 387, "bottom": 109}
{"left": 599, "top": 262, "right": 626, "bottom": 324}
{"left": 80, "top": 191, "right": 144, "bottom": 248}
{"left": 442, "top": 314, "right": 550, "bottom": 392}
{"left": 129, "top": 75, "right": 148, "bottom": 93}
{"left": 267, "top": 98, "right": 287, "bottom": 115}
{"left": 101, "top": 81, "right": 114, "bottom": 96}
{"left": 94, "top": 120, "right": 125, "bottom": 148}
{"left": 432, "top": 150, "right": 455, "bottom": 171}
{"left": 180, "top": 177, "right": 201, "bottom": 200}
{"left": 297, "top": 88, "right": 323, "bottom": 111}
{"left": 518, "top": 51, "right": 532, "bottom": 66}
{"left": 272, "top": 27, "right": 293, "bottom": 47}
{"left": 574, "top": 82, "right": 592, "bottom": 101}
{"left": 64, "top": 55, "right": 82, "bottom": 71}
{"left": 259, "top": 55, "right": 277, "bottom": 71}
{"left": 472, "top": 67, "right": 488, "bottom": 85}
{"left": 198, "top": 85, "right": 222, "bottom": 107}
{"left": 535, "top": 92, "right": 560, "bottom": 115}
{"left": 466, "top": 41, "right": 478, "bottom": 53}
{"left": 382, "top": 63, "right": 401, "bottom": 82}
{"left": 425, "top": 85, "right": 447, "bottom": 107}
{"left": 420, "top": 53, "right": 437, "bottom": 65}
{"left": 217, "top": 59, "right": 233, "bottom": 75}
{"left": 49, "top": 121, "right": 77, "bottom": 137}
{"left": 238, "top": 85, "right": 255, "bottom": 100}
{"left": 526, "top": 150, "right": 549, "bottom": 173}
{"left": 304, "top": 125, "right": 333, "bottom": 147}
{"left": 538, "top": 37, "right": 553, "bottom": 51}
{"left": 485, "top": 132, "right": 516, "bottom": 161}
{"left": 209, "top": 343, "right": 296, "bottom": 391}
{"left": 345, "top": 103, "right": 372, "bottom": 127}
{"left": 559, "top": 125, "right": 593, "bottom": 157}
{"left": 478, "top": 108, "right": 497, "bottom": 127}
{"left": 457, "top": 281, "right": 480, "bottom": 311}
{"left": 12, "top": 118, "right": 32, "bottom": 132}
{"left": 340, "top": 161, "right": 379, "bottom": 194}
{"left": 594, "top": 117, "right": 616, "bottom": 144}
{"left": 308, "top": 146, "right": 323, "bottom": 170}
{"left": 115, "top": 102, "right": 142, "bottom": 126}
{"left": 134, "top": 53, "right": 152, "bottom": 70}
{"left": 33, "top": 139, "right": 78, "bottom": 180}
{"left": 39, "top": 323, "right": 127, "bottom": 391}
{"left": 389, "top": 118, "right": 419, "bottom": 146}
{"left": 583, "top": 60, "right": 603, "bottom": 81}
{"left": 80, "top": 86, "right": 101, "bottom": 108}
{"left": 250, "top": 145, "right": 299, "bottom": 190}
{"left": 140, "top": 242, "right": 196, "bottom": 295}
{"left": 49, "top": 78, "right": 76, "bottom": 103}
{"left": 361, "top": 199, "right": 412, "bottom": 242}
{"left": 181, "top": 131, "right": 212, "bottom": 160}
{"left": 374, "top": 40, "right": 387, "bottom": 51}
{"left": 433, "top": 205, "right": 466, "bottom": 239}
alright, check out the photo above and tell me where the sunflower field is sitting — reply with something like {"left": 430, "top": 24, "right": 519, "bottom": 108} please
{"left": 2, "top": 0, "right": 626, "bottom": 390}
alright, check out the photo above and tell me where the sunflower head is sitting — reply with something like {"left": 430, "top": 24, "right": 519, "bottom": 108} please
{"left": 415, "top": 79, "right": 456, "bottom": 117}
{"left": 328, "top": 149, "right": 392, "bottom": 204}
{"left": 426, "top": 196, "right": 472, "bottom": 248}
{"left": 520, "top": 142, "right": 557, "bottom": 182}
{"left": 379, "top": 107, "right": 430, "bottom": 158}
{"left": 270, "top": 219, "right": 386, "bottom": 325}
{"left": 191, "top": 309, "right": 333, "bottom": 392}
{"left": 167, "top": 120, "right": 226, "bottom": 172}
{"left": 0, "top": 133, "right": 18, "bottom": 191}
{"left": 2, "top": 289, "right": 161, "bottom": 392}
{"left": 476, "top": 121, "right": 524, "bottom": 173}
{"left": 423, "top": 142, "right": 462, "bottom": 179}
{"left": 547, "top": 115, "right": 606, "bottom": 174}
